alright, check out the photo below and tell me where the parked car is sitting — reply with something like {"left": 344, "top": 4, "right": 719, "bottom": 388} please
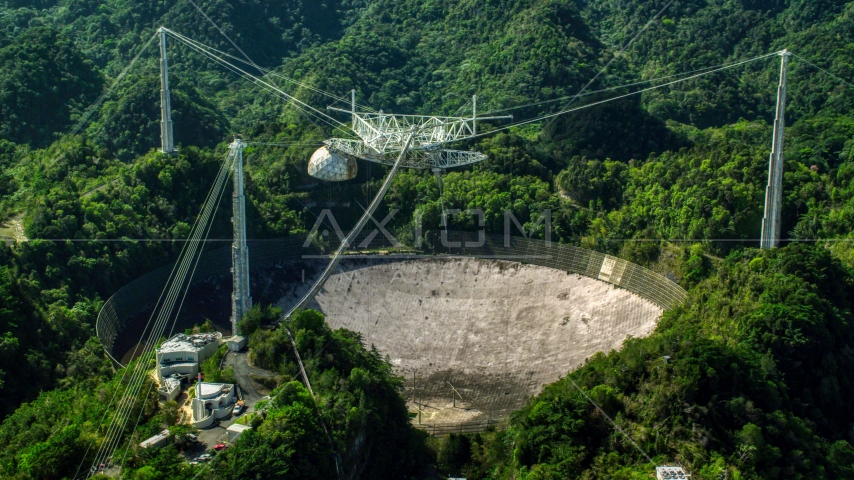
{"left": 186, "top": 433, "right": 198, "bottom": 442}
{"left": 214, "top": 443, "right": 227, "bottom": 451}
{"left": 233, "top": 401, "right": 245, "bottom": 415}
{"left": 198, "top": 454, "right": 211, "bottom": 462}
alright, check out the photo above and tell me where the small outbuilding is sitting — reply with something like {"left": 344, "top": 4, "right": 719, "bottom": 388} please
{"left": 226, "top": 423, "right": 252, "bottom": 442}
{"left": 227, "top": 335, "right": 247, "bottom": 352}
{"left": 656, "top": 466, "right": 690, "bottom": 480}
{"left": 140, "top": 429, "right": 170, "bottom": 449}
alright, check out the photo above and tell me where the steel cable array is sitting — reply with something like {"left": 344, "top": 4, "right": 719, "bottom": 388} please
{"left": 554, "top": 0, "right": 677, "bottom": 116}
{"left": 168, "top": 27, "right": 375, "bottom": 113}
{"left": 165, "top": 28, "right": 351, "bottom": 132}
{"left": 76, "top": 149, "right": 235, "bottom": 478}
{"left": 183, "top": 0, "right": 376, "bottom": 114}
{"left": 89, "top": 151, "right": 233, "bottom": 475}
{"left": 451, "top": 51, "right": 784, "bottom": 143}
{"left": 479, "top": 52, "right": 783, "bottom": 116}
{"left": 67, "top": 33, "right": 159, "bottom": 137}
{"left": 116, "top": 145, "right": 237, "bottom": 473}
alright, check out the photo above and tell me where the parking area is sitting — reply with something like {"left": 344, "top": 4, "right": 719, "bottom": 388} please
{"left": 181, "top": 428, "right": 231, "bottom": 464}
{"left": 179, "top": 350, "right": 275, "bottom": 463}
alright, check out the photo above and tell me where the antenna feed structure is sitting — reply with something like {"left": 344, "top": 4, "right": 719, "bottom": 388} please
{"left": 309, "top": 93, "right": 512, "bottom": 181}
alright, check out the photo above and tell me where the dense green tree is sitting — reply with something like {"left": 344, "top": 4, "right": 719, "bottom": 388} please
{"left": 92, "top": 75, "right": 228, "bottom": 161}
{"left": 450, "top": 244, "right": 854, "bottom": 479}
{"left": 217, "top": 309, "right": 430, "bottom": 479}
{"left": 557, "top": 157, "right": 629, "bottom": 209}
{"left": 237, "top": 303, "right": 281, "bottom": 337}
{"left": 545, "top": 96, "right": 683, "bottom": 162}
{"left": 0, "top": 354, "right": 164, "bottom": 480}
{"left": 0, "top": 1, "right": 853, "bottom": 478}
{"left": 0, "top": 26, "right": 103, "bottom": 146}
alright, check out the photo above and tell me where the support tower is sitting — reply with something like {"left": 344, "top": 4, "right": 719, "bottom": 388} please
{"left": 230, "top": 139, "right": 251, "bottom": 334}
{"left": 760, "top": 50, "right": 791, "bottom": 249}
{"left": 159, "top": 27, "right": 175, "bottom": 155}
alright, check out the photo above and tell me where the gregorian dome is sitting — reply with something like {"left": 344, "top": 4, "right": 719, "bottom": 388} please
{"left": 308, "top": 146, "right": 358, "bottom": 181}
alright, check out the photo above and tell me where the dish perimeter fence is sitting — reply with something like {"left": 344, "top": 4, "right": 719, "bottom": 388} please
{"left": 96, "top": 230, "right": 688, "bottom": 433}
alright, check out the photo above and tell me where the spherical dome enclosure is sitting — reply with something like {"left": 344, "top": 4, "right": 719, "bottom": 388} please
{"left": 308, "top": 147, "right": 357, "bottom": 181}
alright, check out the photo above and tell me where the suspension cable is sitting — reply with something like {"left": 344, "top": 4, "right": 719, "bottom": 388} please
{"left": 556, "top": 0, "right": 677, "bottom": 114}
{"left": 183, "top": 0, "right": 372, "bottom": 112}
{"left": 184, "top": 0, "right": 260, "bottom": 74}
{"left": 446, "top": 51, "right": 780, "bottom": 144}
{"left": 68, "top": 32, "right": 158, "bottom": 137}
{"left": 73, "top": 147, "right": 234, "bottom": 480}
{"left": 88, "top": 160, "right": 230, "bottom": 475}
{"left": 166, "top": 27, "right": 374, "bottom": 112}
{"left": 791, "top": 53, "right": 854, "bottom": 89}
{"left": 166, "top": 31, "right": 337, "bottom": 129}
{"left": 117, "top": 148, "right": 234, "bottom": 472}
{"left": 165, "top": 28, "right": 352, "bottom": 131}
{"left": 480, "top": 51, "right": 782, "bottom": 116}
{"left": 169, "top": 33, "right": 344, "bottom": 132}
{"left": 83, "top": 150, "right": 234, "bottom": 477}
{"left": 90, "top": 155, "right": 232, "bottom": 473}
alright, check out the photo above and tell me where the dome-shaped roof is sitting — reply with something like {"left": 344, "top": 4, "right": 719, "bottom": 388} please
{"left": 308, "top": 147, "right": 357, "bottom": 181}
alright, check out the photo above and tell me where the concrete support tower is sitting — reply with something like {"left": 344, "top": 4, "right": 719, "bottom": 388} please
{"left": 159, "top": 27, "right": 175, "bottom": 155}
{"left": 472, "top": 94, "right": 477, "bottom": 136}
{"left": 230, "top": 140, "right": 251, "bottom": 335}
{"left": 760, "top": 50, "right": 791, "bottom": 249}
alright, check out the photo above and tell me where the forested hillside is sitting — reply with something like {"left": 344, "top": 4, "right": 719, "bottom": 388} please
{"left": 0, "top": 0, "right": 853, "bottom": 478}
{"left": 436, "top": 245, "right": 854, "bottom": 479}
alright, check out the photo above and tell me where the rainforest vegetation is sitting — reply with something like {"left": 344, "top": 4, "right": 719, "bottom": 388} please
{"left": 0, "top": 0, "right": 853, "bottom": 478}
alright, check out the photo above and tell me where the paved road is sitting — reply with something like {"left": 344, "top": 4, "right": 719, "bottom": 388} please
{"left": 182, "top": 350, "right": 277, "bottom": 462}
{"left": 226, "top": 350, "right": 276, "bottom": 407}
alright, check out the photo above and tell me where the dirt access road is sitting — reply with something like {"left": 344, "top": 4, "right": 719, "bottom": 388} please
{"left": 0, "top": 214, "right": 27, "bottom": 244}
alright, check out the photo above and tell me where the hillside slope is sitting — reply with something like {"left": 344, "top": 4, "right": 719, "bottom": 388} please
{"left": 0, "top": 1, "right": 852, "bottom": 478}
{"left": 437, "top": 244, "right": 854, "bottom": 479}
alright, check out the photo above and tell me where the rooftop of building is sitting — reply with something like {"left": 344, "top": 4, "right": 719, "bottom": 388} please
{"left": 227, "top": 423, "right": 252, "bottom": 432}
{"left": 159, "top": 376, "right": 181, "bottom": 391}
{"left": 157, "top": 332, "right": 222, "bottom": 354}
{"left": 196, "top": 382, "right": 233, "bottom": 399}
{"left": 140, "top": 429, "right": 170, "bottom": 448}
{"left": 656, "top": 466, "right": 690, "bottom": 480}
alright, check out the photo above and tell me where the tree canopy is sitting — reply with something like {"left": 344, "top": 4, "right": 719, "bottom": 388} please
{"left": 0, "top": 1, "right": 853, "bottom": 478}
